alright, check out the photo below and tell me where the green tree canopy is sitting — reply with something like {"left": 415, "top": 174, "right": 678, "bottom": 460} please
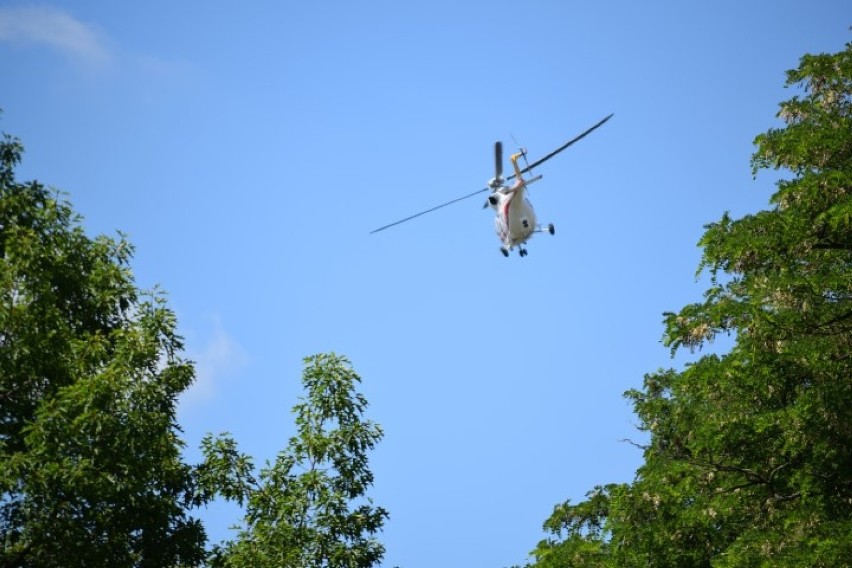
{"left": 200, "top": 353, "right": 388, "bottom": 568}
{"left": 0, "top": 126, "right": 389, "bottom": 567}
{"left": 518, "top": 41, "right": 851, "bottom": 568}
{"left": 0, "top": 131, "right": 205, "bottom": 566}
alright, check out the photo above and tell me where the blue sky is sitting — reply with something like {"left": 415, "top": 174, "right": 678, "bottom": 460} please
{"left": 1, "top": 2, "right": 849, "bottom": 566}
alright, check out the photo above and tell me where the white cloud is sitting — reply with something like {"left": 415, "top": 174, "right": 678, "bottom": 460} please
{"left": 0, "top": 5, "right": 112, "bottom": 66}
{"left": 183, "top": 317, "right": 249, "bottom": 405}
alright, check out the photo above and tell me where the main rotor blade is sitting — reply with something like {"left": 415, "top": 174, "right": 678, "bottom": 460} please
{"left": 507, "top": 113, "right": 613, "bottom": 180}
{"left": 369, "top": 186, "right": 491, "bottom": 234}
{"left": 369, "top": 113, "right": 613, "bottom": 234}
{"left": 494, "top": 141, "right": 503, "bottom": 179}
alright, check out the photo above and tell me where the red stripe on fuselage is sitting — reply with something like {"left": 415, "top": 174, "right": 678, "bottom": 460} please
{"left": 502, "top": 198, "right": 512, "bottom": 243}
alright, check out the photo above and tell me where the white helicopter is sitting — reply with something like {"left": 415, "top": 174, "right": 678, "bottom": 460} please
{"left": 370, "top": 114, "right": 613, "bottom": 257}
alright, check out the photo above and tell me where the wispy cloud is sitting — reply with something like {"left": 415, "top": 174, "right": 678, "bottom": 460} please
{"left": 0, "top": 5, "right": 112, "bottom": 67}
{"left": 182, "top": 317, "right": 249, "bottom": 406}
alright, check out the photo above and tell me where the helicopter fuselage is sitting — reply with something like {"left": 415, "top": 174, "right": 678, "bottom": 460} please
{"left": 492, "top": 181, "right": 537, "bottom": 248}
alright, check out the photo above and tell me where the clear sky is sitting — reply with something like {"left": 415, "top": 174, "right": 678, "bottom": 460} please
{"left": 1, "top": 2, "right": 849, "bottom": 566}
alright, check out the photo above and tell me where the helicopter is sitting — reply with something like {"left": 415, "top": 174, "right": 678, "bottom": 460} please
{"left": 370, "top": 113, "right": 613, "bottom": 257}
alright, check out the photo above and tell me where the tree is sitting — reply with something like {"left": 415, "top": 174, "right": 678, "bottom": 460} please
{"left": 517, "top": 485, "right": 616, "bottom": 568}
{"left": 0, "top": 130, "right": 205, "bottom": 566}
{"left": 517, "top": 42, "right": 851, "bottom": 567}
{"left": 200, "top": 353, "right": 388, "bottom": 568}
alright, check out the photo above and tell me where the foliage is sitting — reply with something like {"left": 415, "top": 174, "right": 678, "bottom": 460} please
{"left": 0, "top": 131, "right": 205, "bottom": 566}
{"left": 515, "top": 485, "right": 617, "bottom": 568}
{"left": 517, "top": 42, "right": 852, "bottom": 567}
{"left": 201, "top": 353, "right": 388, "bottom": 568}
{"left": 0, "top": 123, "right": 389, "bottom": 567}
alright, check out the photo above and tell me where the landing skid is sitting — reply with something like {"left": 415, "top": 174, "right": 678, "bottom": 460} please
{"left": 498, "top": 223, "right": 555, "bottom": 258}
{"left": 500, "top": 246, "right": 528, "bottom": 257}
{"left": 530, "top": 223, "right": 555, "bottom": 236}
